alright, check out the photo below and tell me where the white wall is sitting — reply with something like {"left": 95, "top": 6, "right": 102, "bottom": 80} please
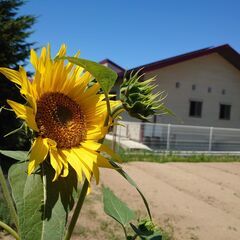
{"left": 143, "top": 53, "right": 240, "bottom": 128}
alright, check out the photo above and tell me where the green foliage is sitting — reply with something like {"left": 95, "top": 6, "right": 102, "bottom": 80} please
{"left": 119, "top": 151, "right": 240, "bottom": 163}
{"left": 0, "top": 0, "right": 36, "bottom": 156}
{"left": 103, "top": 187, "right": 135, "bottom": 227}
{"left": 0, "top": 196, "right": 12, "bottom": 228}
{"left": 130, "top": 219, "right": 163, "bottom": 240}
{"left": 0, "top": 150, "right": 28, "bottom": 161}
{"left": 8, "top": 161, "right": 78, "bottom": 240}
{"left": 102, "top": 187, "right": 165, "bottom": 240}
{"left": 120, "top": 70, "right": 172, "bottom": 121}
{"left": 109, "top": 160, "right": 152, "bottom": 220}
{"left": 0, "top": 0, "right": 36, "bottom": 68}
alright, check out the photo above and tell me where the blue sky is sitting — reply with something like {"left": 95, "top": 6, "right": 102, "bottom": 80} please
{"left": 20, "top": 0, "right": 240, "bottom": 70}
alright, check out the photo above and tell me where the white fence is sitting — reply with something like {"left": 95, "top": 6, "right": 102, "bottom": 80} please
{"left": 115, "top": 121, "right": 240, "bottom": 151}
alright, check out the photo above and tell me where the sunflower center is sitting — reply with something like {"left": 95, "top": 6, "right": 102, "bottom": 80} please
{"left": 36, "top": 92, "right": 86, "bottom": 149}
{"left": 55, "top": 105, "right": 73, "bottom": 124}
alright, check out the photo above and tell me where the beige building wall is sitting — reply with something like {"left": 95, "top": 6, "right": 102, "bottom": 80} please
{"left": 143, "top": 53, "right": 240, "bottom": 128}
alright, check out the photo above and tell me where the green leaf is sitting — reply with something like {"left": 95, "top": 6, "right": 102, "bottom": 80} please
{"left": 58, "top": 57, "right": 118, "bottom": 94}
{"left": 0, "top": 150, "right": 28, "bottom": 161}
{"left": 103, "top": 186, "right": 135, "bottom": 227}
{"left": 109, "top": 160, "right": 152, "bottom": 220}
{"left": 130, "top": 220, "right": 163, "bottom": 240}
{"left": 130, "top": 223, "right": 162, "bottom": 240}
{"left": 8, "top": 161, "right": 78, "bottom": 240}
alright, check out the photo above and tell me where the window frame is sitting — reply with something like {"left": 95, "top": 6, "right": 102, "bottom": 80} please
{"left": 219, "top": 103, "right": 231, "bottom": 120}
{"left": 189, "top": 100, "right": 203, "bottom": 118}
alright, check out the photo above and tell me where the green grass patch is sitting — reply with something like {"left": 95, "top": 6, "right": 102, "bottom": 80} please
{"left": 119, "top": 151, "right": 240, "bottom": 163}
{"left": 104, "top": 139, "right": 240, "bottom": 163}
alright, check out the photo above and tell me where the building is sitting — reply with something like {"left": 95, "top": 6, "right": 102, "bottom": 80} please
{"left": 101, "top": 44, "right": 240, "bottom": 128}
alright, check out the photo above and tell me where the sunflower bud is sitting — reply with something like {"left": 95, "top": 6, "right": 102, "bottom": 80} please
{"left": 120, "top": 69, "right": 171, "bottom": 121}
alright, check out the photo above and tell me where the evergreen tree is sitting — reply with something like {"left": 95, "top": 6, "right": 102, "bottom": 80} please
{"left": 0, "top": 0, "right": 36, "bottom": 67}
{"left": 0, "top": 0, "right": 36, "bottom": 169}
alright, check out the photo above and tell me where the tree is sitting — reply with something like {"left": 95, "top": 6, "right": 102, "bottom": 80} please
{"left": 0, "top": 0, "right": 36, "bottom": 67}
{"left": 0, "top": 0, "right": 36, "bottom": 170}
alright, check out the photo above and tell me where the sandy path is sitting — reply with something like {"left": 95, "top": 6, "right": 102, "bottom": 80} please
{"left": 100, "top": 162, "right": 240, "bottom": 240}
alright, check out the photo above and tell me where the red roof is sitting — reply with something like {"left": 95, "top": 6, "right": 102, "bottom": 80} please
{"left": 128, "top": 44, "right": 240, "bottom": 73}
{"left": 99, "top": 58, "right": 125, "bottom": 72}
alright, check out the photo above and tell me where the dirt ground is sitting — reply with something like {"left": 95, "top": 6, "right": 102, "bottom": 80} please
{"left": 82, "top": 162, "right": 240, "bottom": 240}
{"left": 1, "top": 162, "right": 240, "bottom": 240}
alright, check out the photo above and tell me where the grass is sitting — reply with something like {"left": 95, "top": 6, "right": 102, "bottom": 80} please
{"left": 104, "top": 139, "right": 240, "bottom": 163}
{"left": 120, "top": 151, "right": 240, "bottom": 163}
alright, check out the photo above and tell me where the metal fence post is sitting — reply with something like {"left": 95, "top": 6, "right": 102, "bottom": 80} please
{"left": 166, "top": 124, "right": 171, "bottom": 151}
{"left": 117, "top": 124, "right": 121, "bottom": 152}
{"left": 208, "top": 127, "right": 213, "bottom": 151}
{"left": 111, "top": 122, "right": 117, "bottom": 151}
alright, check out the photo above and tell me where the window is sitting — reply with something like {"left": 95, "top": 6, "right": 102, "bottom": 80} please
{"left": 176, "top": 82, "right": 180, "bottom": 88}
{"left": 219, "top": 104, "right": 231, "bottom": 120}
{"left": 189, "top": 101, "right": 202, "bottom": 117}
{"left": 192, "top": 84, "right": 196, "bottom": 90}
{"left": 208, "top": 87, "right": 212, "bottom": 93}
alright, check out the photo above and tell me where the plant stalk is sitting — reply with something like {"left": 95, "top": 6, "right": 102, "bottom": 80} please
{"left": 104, "top": 93, "right": 111, "bottom": 127}
{"left": 121, "top": 224, "right": 128, "bottom": 240}
{"left": 64, "top": 178, "right": 89, "bottom": 240}
{"left": 0, "top": 166, "right": 19, "bottom": 232}
{"left": 111, "top": 104, "right": 125, "bottom": 119}
{"left": 0, "top": 220, "right": 20, "bottom": 240}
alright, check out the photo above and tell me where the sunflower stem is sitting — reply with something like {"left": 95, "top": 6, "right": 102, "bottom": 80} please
{"left": 0, "top": 166, "right": 19, "bottom": 232}
{"left": 104, "top": 93, "right": 111, "bottom": 127}
{"left": 64, "top": 178, "right": 89, "bottom": 240}
{"left": 111, "top": 104, "right": 125, "bottom": 119}
{"left": 0, "top": 220, "right": 20, "bottom": 240}
{"left": 121, "top": 224, "right": 128, "bottom": 240}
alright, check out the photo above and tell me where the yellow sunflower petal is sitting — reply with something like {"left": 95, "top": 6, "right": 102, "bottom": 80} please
{"left": 97, "top": 154, "right": 113, "bottom": 168}
{"left": 30, "top": 49, "right": 38, "bottom": 70}
{"left": 87, "top": 186, "right": 91, "bottom": 195}
{"left": 72, "top": 148, "right": 92, "bottom": 183}
{"left": 66, "top": 51, "right": 80, "bottom": 72}
{"left": 56, "top": 44, "right": 67, "bottom": 57}
{"left": 7, "top": 100, "right": 38, "bottom": 132}
{"left": 77, "top": 147, "right": 100, "bottom": 184}
{"left": 0, "top": 67, "right": 22, "bottom": 85}
{"left": 18, "top": 66, "right": 37, "bottom": 110}
{"left": 82, "top": 146, "right": 113, "bottom": 169}
{"left": 58, "top": 150, "right": 69, "bottom": 177}
{"left": 96, "top": 153, "right": 113, "bottom": 168}
{"left": 99, "top": 144, "right": 122, "bottom": 162}
{"left": 80, "top": 71, "right": 94, "bottom": 87}
{"left": 92, "top": 162, "right": 100, "bottom": 184}
{"left": 75, "top": 82, "right": 100, "bottom": 104}
{"left": 38, "top": 47, "right": 47, "bottom": 72}
{"left": 50, "top": 148, "right": 63, "bottom": 181}
{"left": 28, "top": 137, "right": 49, "bottom": 175}
{"left": 86, "top": 126, "right": 108, "bottom": 141}
{"left": 73, "top": 147, "right": 99, "bottom": 183}
{"left": 81, "top": 141, "right": 101, "bottom": 151}
{"left": 63, "top": 149, "right": 83, "bottom": 182}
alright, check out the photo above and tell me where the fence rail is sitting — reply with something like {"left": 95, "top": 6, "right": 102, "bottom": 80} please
{"left": 114, "top": 121, "right": 240, "bottom": 151}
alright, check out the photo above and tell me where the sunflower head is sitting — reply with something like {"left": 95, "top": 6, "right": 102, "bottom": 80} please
{"left": 120, "top": 70, "right": 170, "bottom": 121}
{"left": 0, "top": 44, "right": 121, "bottom": 183}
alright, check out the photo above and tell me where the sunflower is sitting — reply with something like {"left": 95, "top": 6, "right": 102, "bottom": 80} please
{"left": 0, "top": 44, "right": 121, "bottom": 183}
